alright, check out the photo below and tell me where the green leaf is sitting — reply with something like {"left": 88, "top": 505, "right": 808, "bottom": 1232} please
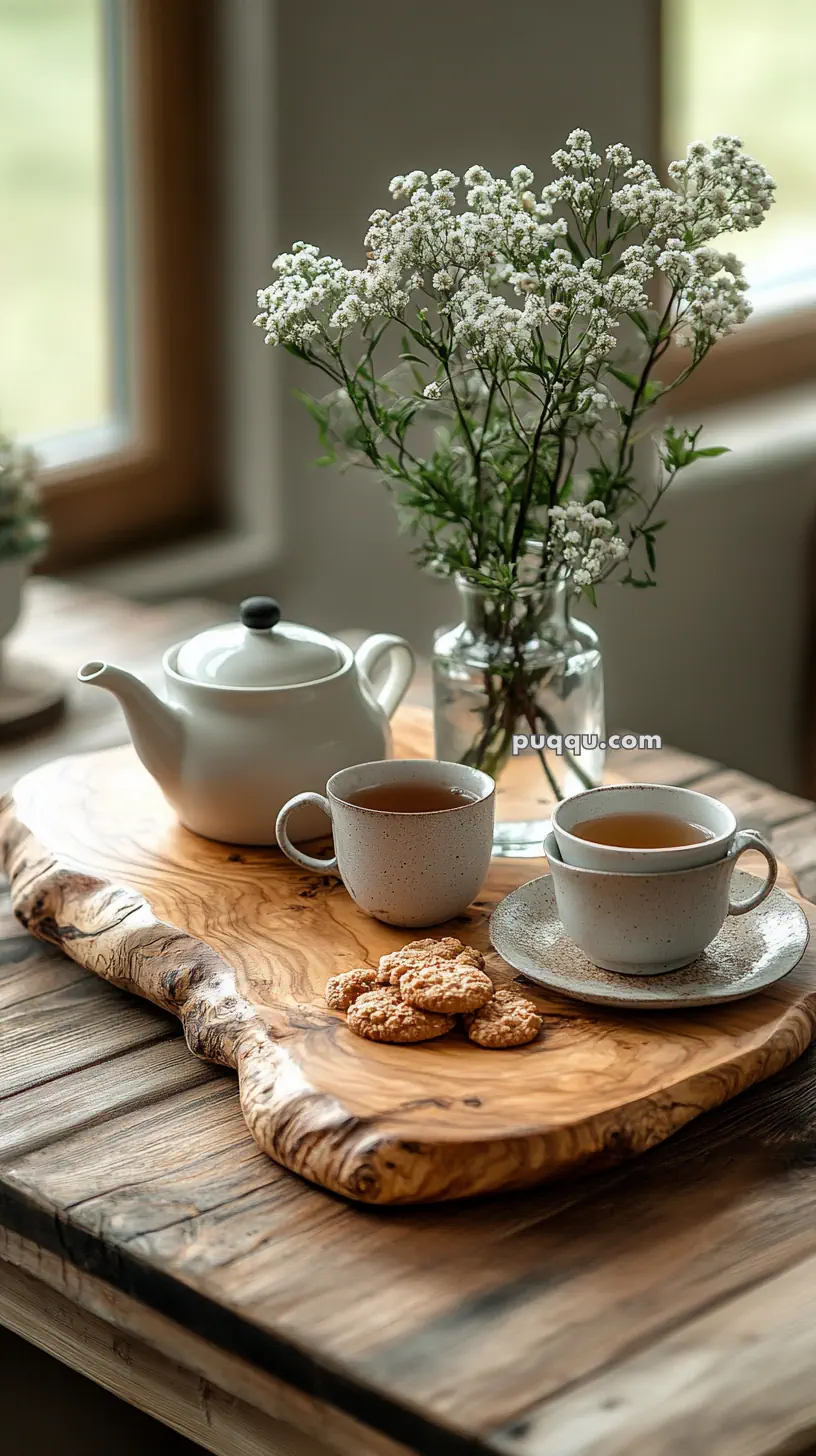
{"left": 691, "top": 445, "right": 730, "bottom": 458}
{"left": 645, "top": 535, "right": 656, "bottom": 571}
{"left": 629, "top": 311, "right": 653, "bottom": 339}
{"left": 607, "top": 366, "right": 640, "bottom": 391}
{"left": 580, "top": 582, "right": 597, "bottom": 608}
{"left": 294, "top": 390, "right": 329, "bottom": 428}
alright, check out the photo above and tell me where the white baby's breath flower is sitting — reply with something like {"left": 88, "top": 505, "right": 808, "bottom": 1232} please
{"left": 548, "top": 500, "right": 628, "bottom": 585}
{"left": 256, "top": 129, "right": 773, "bottom": 597}
{"left": 510, "top": 164, "right": 535, "bottom": 192}
{"left": 605, "top": 142, "right": 632, "bottom": 169}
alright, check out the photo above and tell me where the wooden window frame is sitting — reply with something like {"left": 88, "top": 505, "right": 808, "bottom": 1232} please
{"left": 664, "top": 303, "right": 816, "bottom": 414}
{"left": 40, "top": 0, "right": 222, "bottom": 573}
{"left": 657, "top": 0, "right": 816, "bottom": 415}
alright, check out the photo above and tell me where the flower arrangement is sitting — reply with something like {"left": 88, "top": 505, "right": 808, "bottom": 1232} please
{"left": 0, "top": 431, "right": 48, "bottom": 561}
{"left": 255, "top": 130, "right": 774, "bottom": 814}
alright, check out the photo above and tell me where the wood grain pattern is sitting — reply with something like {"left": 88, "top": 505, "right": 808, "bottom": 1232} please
{"left": 495, "top": 1247, "right": 816, "bottom": 1456}
{"left": 2, "top": 721, "right": 816, "bottom": 1207}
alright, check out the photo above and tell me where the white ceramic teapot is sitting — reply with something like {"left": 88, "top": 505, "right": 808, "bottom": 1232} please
{"left": 78, "top": 597, "right": 415, "bottom": 844}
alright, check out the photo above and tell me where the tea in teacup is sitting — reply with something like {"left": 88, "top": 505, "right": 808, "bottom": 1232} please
{"left": 552, "top": 784, "right": 739, "bottom": 874}
{"left": 569, "top": 811, "right": 714, "bottom": 850}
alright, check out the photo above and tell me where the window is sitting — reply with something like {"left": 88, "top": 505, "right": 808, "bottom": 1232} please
{"left": 0, "top": 0, "right": 111, "bottom": 444}
{"left": 662, "top": 0, "right": 816, "bottom": 407}
{"left": 0, "top": 0, "right": 222, "bottom": 569}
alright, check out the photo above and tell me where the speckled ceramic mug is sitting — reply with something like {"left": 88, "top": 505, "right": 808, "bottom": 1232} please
{"left": 275, "top": 759, "right": 495, "bottom": 927}
{"left": 544, "top": 828, "right": 778, "bottom": 974}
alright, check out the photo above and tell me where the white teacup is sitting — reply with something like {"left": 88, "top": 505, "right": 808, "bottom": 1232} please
{"left": 548, "top": 783, "right": 777, "bottom": 973}
{"left": 275, "top": 759, "right": 495, "bottom": 927}
{"left": 553, "top": 783, "right": 741, "bottom": 873}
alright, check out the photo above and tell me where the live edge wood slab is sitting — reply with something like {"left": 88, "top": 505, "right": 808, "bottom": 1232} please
{"left": 2, "top": 711, "right": 816, "bottom": 1207}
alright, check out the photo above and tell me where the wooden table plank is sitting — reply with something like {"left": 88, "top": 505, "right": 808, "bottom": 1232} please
{"left": 494, "top": 1248, "right": 816, "bottom": 1456}
{"left": 606, "top": 743, "right": 718, "bottom": 786}
{"left": 0, "top": 1038, "right": 219, "bottom": 1161}
{"left": 0, "top": 960, "right": 180, "bottom": 1099}
{"left": 361, "top": 1049, "right": 816, "bottom": 1433}
{"left": 770, "top": 812, "right": 816, "bottom": 904}
{"left": 690, "top": 768, "right": 816, "bottom": 834}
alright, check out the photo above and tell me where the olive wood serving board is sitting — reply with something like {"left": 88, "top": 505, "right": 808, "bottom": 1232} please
{"left": 2, "top": 709, "right": 816, "bottom": 1205}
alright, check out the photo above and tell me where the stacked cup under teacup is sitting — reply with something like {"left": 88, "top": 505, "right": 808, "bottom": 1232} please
{"left": 546, "top": 784, "right": 777, "bottom": 975}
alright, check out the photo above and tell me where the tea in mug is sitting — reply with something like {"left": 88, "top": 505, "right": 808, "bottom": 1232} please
{"left": 344, "top": 782, "right": 479, "bottom": 813}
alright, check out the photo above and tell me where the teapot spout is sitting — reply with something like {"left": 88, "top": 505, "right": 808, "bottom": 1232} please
{"left": 77, "top": 661, "right": 183, "bottom": 790}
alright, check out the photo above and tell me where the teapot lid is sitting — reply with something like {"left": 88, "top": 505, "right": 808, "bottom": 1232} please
{"left": 174, "top": 597, "right": 344, "bottom": 688}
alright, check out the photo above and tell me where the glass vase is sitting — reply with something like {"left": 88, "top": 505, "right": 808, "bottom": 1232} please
{"left": 432, "top": 576, "right": 605, "bottom": 857}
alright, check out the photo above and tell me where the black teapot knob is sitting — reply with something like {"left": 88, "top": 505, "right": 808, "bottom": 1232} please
{"left": 240, "top": 596, "right": 281, "bottom": 630}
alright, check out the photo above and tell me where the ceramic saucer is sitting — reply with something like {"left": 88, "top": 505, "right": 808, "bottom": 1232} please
{"left": 489, "top": 870, "right": 810, "bottom": 1009}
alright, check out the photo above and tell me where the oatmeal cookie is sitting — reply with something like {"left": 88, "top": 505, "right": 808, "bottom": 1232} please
{"left": 347, "top": 987, "right": 454, "bottom": 1044}
{"left": 464, "top": 986, "right": 542, "bottom": 1048}
{"left": 377, "top": 936, "right": 484, "bottom": 985}
{"left": 400, "top": 957, "right": 494, "bottom": 1014}
{"left": 325, "top": 967, "right": 379, "bottom": 1011}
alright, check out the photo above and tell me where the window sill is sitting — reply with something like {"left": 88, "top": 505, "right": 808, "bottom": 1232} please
{"left": 73, "top": 522, "right": 278, "bottom": 600}
{"left": 675, "top": 383, "right": 816, "bottom": 488}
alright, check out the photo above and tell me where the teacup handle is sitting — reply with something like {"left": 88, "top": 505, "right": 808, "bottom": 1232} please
{"left": 727, "top": 829, "right": 778, "bottom": 915}
{"left": 275, "top": 793, "right": 338, "bottom": 873}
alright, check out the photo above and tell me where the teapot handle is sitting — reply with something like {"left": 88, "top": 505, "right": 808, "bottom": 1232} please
{"left": 355, "top": 634, "right": 415, "bottom": 719}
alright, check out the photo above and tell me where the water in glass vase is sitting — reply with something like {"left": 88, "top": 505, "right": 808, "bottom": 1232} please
{"left": 432, "top": 577, "right": 605, "bottom": 857}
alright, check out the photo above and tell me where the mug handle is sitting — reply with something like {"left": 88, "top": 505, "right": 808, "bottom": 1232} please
{"left": 727, "top": 829, "right": 778, "bottom": 915}
{"left": 275, "top": 793, "right": 338, "bottom": 873}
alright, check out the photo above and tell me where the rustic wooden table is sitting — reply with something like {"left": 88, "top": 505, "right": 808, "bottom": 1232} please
{"left": 3, "top": 580, "right": 816, "bottom": 1456}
